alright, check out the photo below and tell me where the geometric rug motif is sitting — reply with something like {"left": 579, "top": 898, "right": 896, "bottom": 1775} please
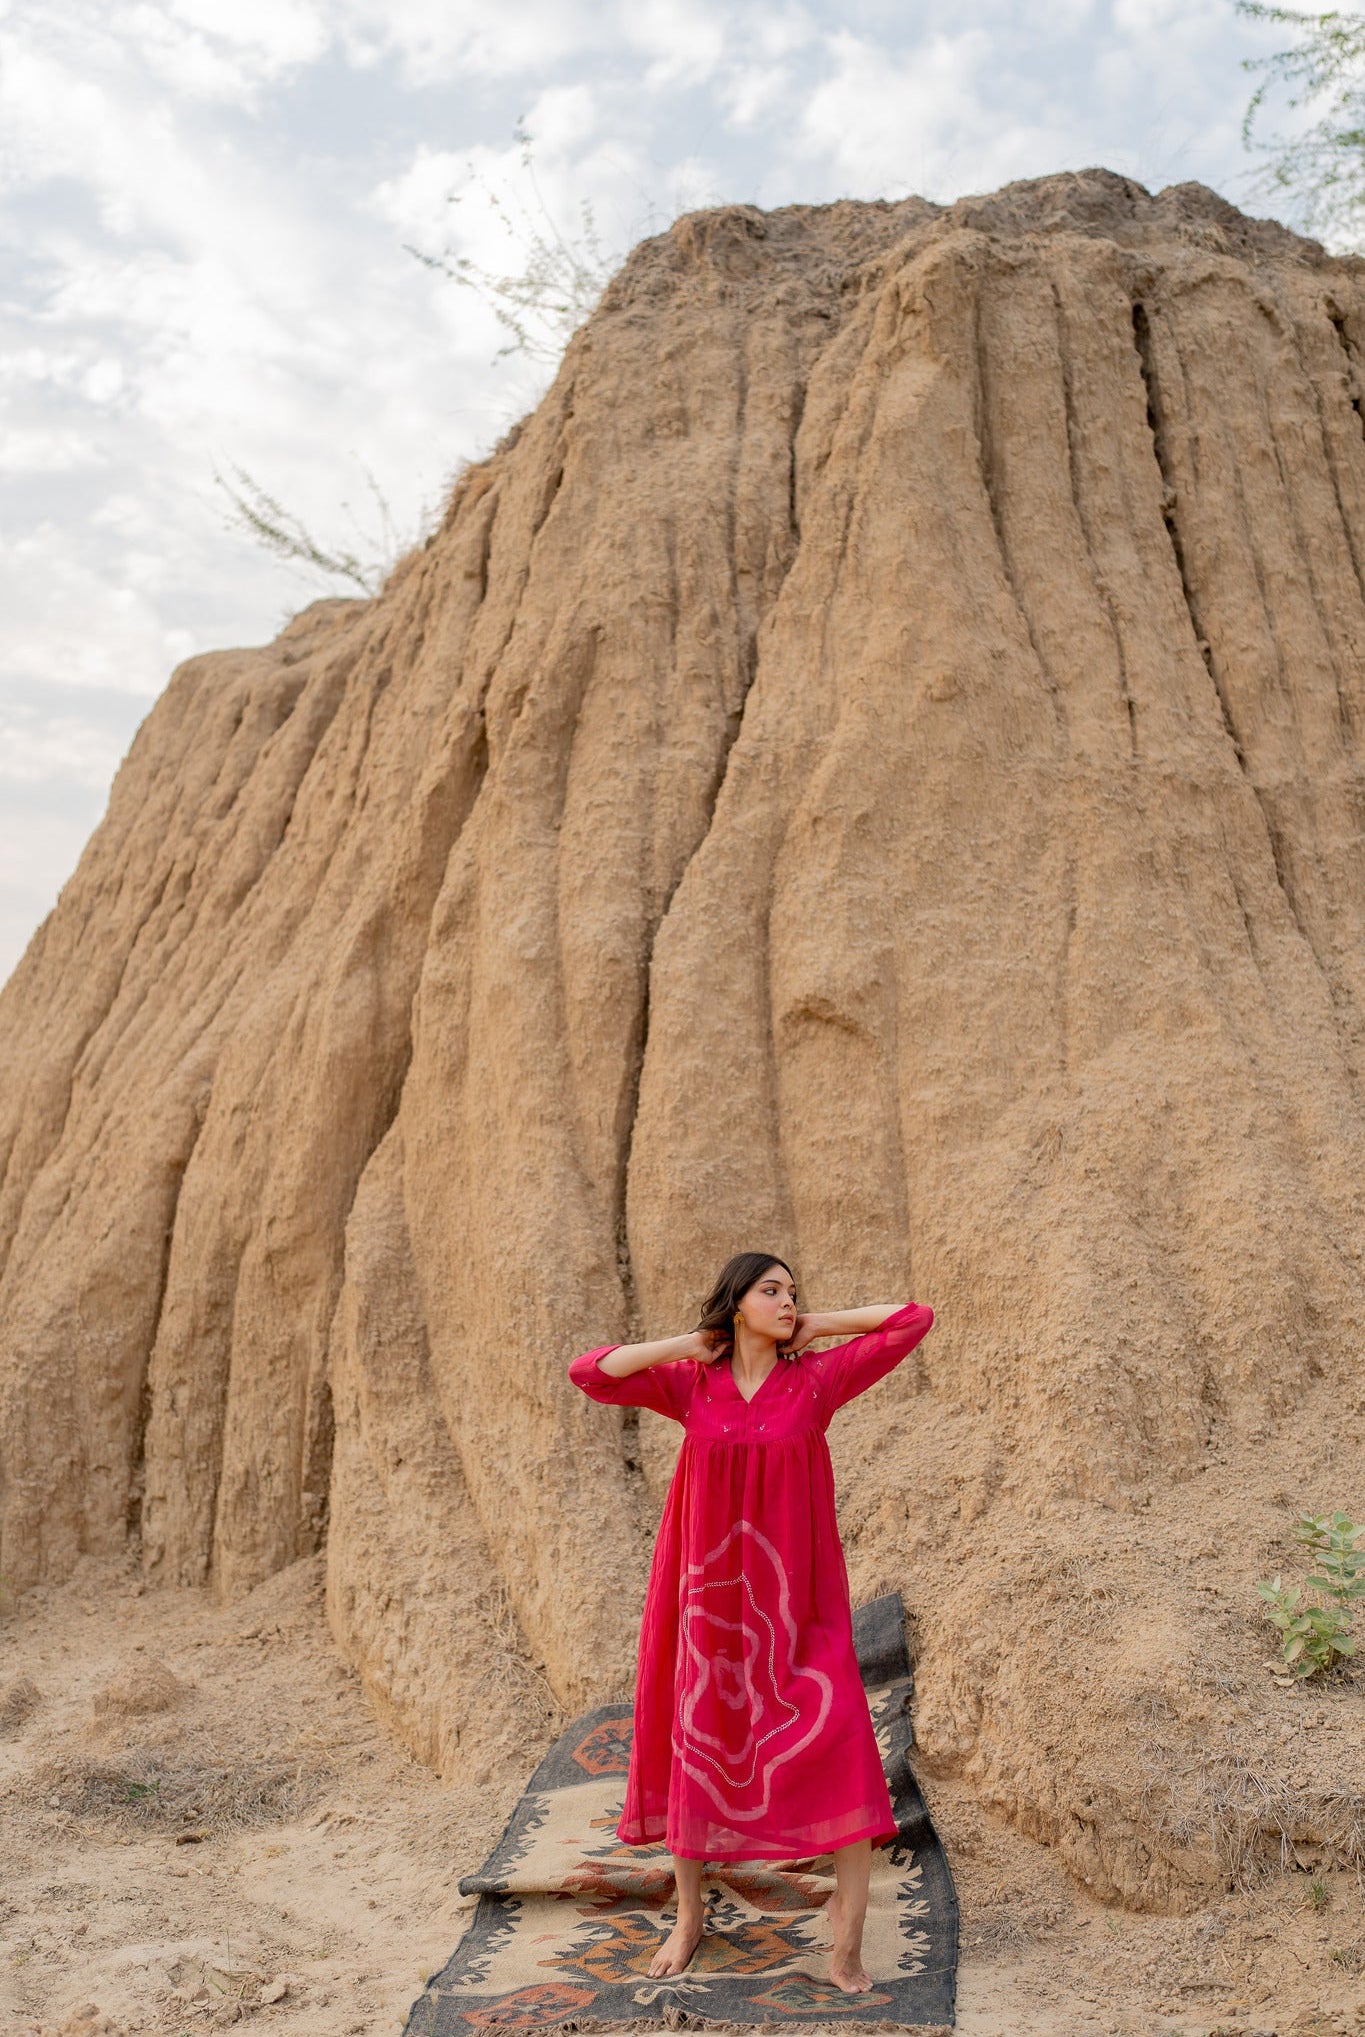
{"left": 404, "top": 1595, "right": 958, "bottom": 2033}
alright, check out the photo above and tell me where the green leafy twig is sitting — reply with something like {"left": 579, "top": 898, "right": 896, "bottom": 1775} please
{"left": 1296, "top": 1509, "right": 1365, "bottom": 1607}
{"left": 1237, "top": 2, "right": 1365, "bottom": 243}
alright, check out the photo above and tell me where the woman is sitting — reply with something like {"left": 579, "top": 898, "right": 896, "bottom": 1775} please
{"left": 569, "top": 1252, "right": 934, "bottom": 1994}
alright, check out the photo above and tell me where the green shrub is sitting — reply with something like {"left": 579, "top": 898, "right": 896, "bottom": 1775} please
{"left": 1257, "top": 1511, "right": 1362, "bottom": 1679}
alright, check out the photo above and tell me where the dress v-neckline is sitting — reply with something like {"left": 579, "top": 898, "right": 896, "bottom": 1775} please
{"left": 727, "top": 1357, "right": 782, "bottom": 1407}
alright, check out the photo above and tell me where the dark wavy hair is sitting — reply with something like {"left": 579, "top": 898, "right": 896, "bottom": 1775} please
{"left": 697, "top": 1251, "right": 798, "bottom": 1362}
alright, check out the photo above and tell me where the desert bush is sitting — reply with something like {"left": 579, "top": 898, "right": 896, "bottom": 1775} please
{"left": 1257, "top": 1511, "right": 1362, "bottom": 1678}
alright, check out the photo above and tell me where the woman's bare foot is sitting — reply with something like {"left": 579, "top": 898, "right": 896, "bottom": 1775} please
{"left": 825, "top": 1891, "right": 873, "bottom": 1993}
{"left": 648, "top": 1912, "right": 704, "bottom": 1977}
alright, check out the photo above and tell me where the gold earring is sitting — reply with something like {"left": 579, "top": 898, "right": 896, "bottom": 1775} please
{"left": 733, "top": 1311, "right": 744, "bottom": 1333}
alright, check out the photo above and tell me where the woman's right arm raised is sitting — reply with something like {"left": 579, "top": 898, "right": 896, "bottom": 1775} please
{"left": 596, "top": 1329, "right": 716, "bottom": 1377}
{"left": 568, "top": 1329, "right": 719, "bottom": 1421}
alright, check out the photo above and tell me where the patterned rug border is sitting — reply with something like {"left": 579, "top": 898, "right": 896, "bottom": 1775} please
{"left": 467, "top": 2018, "right": 957, "bottom": 2035}
{"left": 409, "top": 1595, "right": 958, "bottom": 2034}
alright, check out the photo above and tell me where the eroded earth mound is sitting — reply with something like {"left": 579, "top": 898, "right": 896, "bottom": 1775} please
{"left": 3, "top": 169, "right": 1365, "bottom": 1912}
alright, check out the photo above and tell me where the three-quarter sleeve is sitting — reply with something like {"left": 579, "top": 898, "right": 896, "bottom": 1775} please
{"left": 568, "top": 1346, "right": 697, "bottom": 1424}
{"left": 807, "top": 1302, "right": 935, "bottom": 1423}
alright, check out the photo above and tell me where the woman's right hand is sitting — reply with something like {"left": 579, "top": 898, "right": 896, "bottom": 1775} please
{"left": 686, "top": 1327, "right": 726, "bottom": 1364}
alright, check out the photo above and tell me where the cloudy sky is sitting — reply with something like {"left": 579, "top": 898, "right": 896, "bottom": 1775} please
{"left": 0, "top": 0, "right": 1302, "bottom": 981}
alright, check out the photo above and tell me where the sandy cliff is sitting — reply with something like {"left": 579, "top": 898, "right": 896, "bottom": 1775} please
{"left": 3, "top": 168, "right": 1364, "bottom": 1911}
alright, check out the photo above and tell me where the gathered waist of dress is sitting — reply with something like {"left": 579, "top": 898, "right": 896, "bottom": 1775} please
{"left": 680, "top": 1423, "right": 826, "bottom": 1445}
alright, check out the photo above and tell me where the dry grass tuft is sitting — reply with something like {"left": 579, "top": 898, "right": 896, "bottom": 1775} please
{"left": 91, "top": 1656, "right": 182, "bottom": 1719}
{"left": 0, "top": 1672, "right": 41, "bottom": 1735}
{"left": 1175, "top": 1752, "right": 1365, "bottom": 1885}
{"left": 25, "top": 1742, "right": 327, "bottom": 1839}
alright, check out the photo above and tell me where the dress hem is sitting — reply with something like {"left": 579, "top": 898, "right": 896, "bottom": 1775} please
{"left": 617, "top": 1816, "right": 899, "bottom": 1861}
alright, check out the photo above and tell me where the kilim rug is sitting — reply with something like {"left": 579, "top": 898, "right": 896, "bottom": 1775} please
{"left": 404, "top": 1593, "right": 957, "bottom": 2035}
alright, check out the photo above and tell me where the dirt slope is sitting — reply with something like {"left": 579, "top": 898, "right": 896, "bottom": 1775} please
{"left": 4, "top": 1558, "right": 1364, "bottom": 2037}
{"left": 2, "top": 168, "right": 1365, "bottom": 1912}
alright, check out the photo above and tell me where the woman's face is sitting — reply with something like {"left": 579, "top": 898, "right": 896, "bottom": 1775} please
{"left": 740, "top": 1264, "right": 797, "bottom": 1345}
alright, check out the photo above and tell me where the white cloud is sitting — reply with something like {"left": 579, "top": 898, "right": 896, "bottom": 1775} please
{"left": 0, "top": 0, "right": 1284, "bottom": 983}
{"left": 796, "top": 28, "right": 999, "bottom": 197}
{"left": 0, "top": 707, "right": 127, "bottom": 787}
{"left": 369, "top": 147, "right": 471, "bottom": 245}
{"left": 524, "top": 82, "right": 603, "bottom": 154}
{"left": 1113, "top": 0, "right": 1195, "bottom": 28}
{"left": 160, "top": 0, "right": 328, "bottom": 72}
{"left": 626, "top": 0, "right": 729, "bottom": 90}
{"left": 0, "top": 517, "right": 199, "bottom": 694}
{"left": 334, "top": 0, "right": 599, "bottom": 84}
{"left": 0, "top": 426, "right": 105, "bottom": 474}
{"left": 718, "top": 57, "right": 799, "bottom": 131}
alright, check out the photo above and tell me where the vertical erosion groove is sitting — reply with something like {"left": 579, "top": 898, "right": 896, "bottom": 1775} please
{"left": 477, "top": 402, "right": 574, "bottom": 708}
{"left": 618, "top": 1405, "right": 642, "bottom": 1477}
{"left": 1250, "top": 298, "right": 1353, "bottom": 747}
{"left": 127, "top": 1104, "right": 210, "bottom": 1551}
{"left": 1057, "top": 858, "right": 1077, "bottom": 1077}
{"left": 1131, "top": 300, "right": 1248, "bottom": 769}
{"left": 786, "top": 377, "right": 808, "bottom": 547}
{"left": 2, "top": 859, "right": 179, "bottom": 1287}
{"left": 0, "top": 1129, "right": 16, "bottom": 1217}
{"left": 217, "top": 636, "right": 370, "bottom": 927}
{"left": 1131, "top": 299, "right": 1331, "bottom": 986}
{"left": 724, "top": 332, "right": 750, "bottom": 648}
{"left": 1051, "top": 279, "right": 1137, "bottom": 756}
{"left": 609, "top": 664, "right": 754, "bottom": 1357}
{"left": 611, "top": 367, "right": 811, "bottom": 1349}
{"left": 303, "top": 716, "right": 494, "bottom": 1527}
{"left": 202, "top": 586, "right": 493, "bottom": 1587}
{"left": 474, "top": 502, "right": 493, "bottom": 605}
{"left": 971, "top": 286, "right": 1064, "bottom": 744}
{"left": 532, "top": 381, "right": 575, "bottom": 547}
{"left": 1308, "top": 304, "right": 1365, "bottom": 691}
{"left": 1328, "top": 303, "right": 1365, "bottom": 438}
{"left": 1227, "top": 858, "right": 1266, "bottom": 985}
{"left": 613, "top": 960, "right": 649, "bottom": 1348}
{"left": 125, "top": 1372, "right": 154, "bottom": 1543}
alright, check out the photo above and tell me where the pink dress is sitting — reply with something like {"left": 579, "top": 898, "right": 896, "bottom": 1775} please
{"left": 568, "top": 1302, "right": 935, "bottom": 1861}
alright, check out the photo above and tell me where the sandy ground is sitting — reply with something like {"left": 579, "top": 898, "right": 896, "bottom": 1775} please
{"left": 2, "top": 1556, "right": 1364, "bottom": 2037}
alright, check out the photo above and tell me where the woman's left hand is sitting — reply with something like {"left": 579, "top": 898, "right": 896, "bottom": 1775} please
{"left": 783, "top": 1312, "right": 823, "bottom": 1355}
